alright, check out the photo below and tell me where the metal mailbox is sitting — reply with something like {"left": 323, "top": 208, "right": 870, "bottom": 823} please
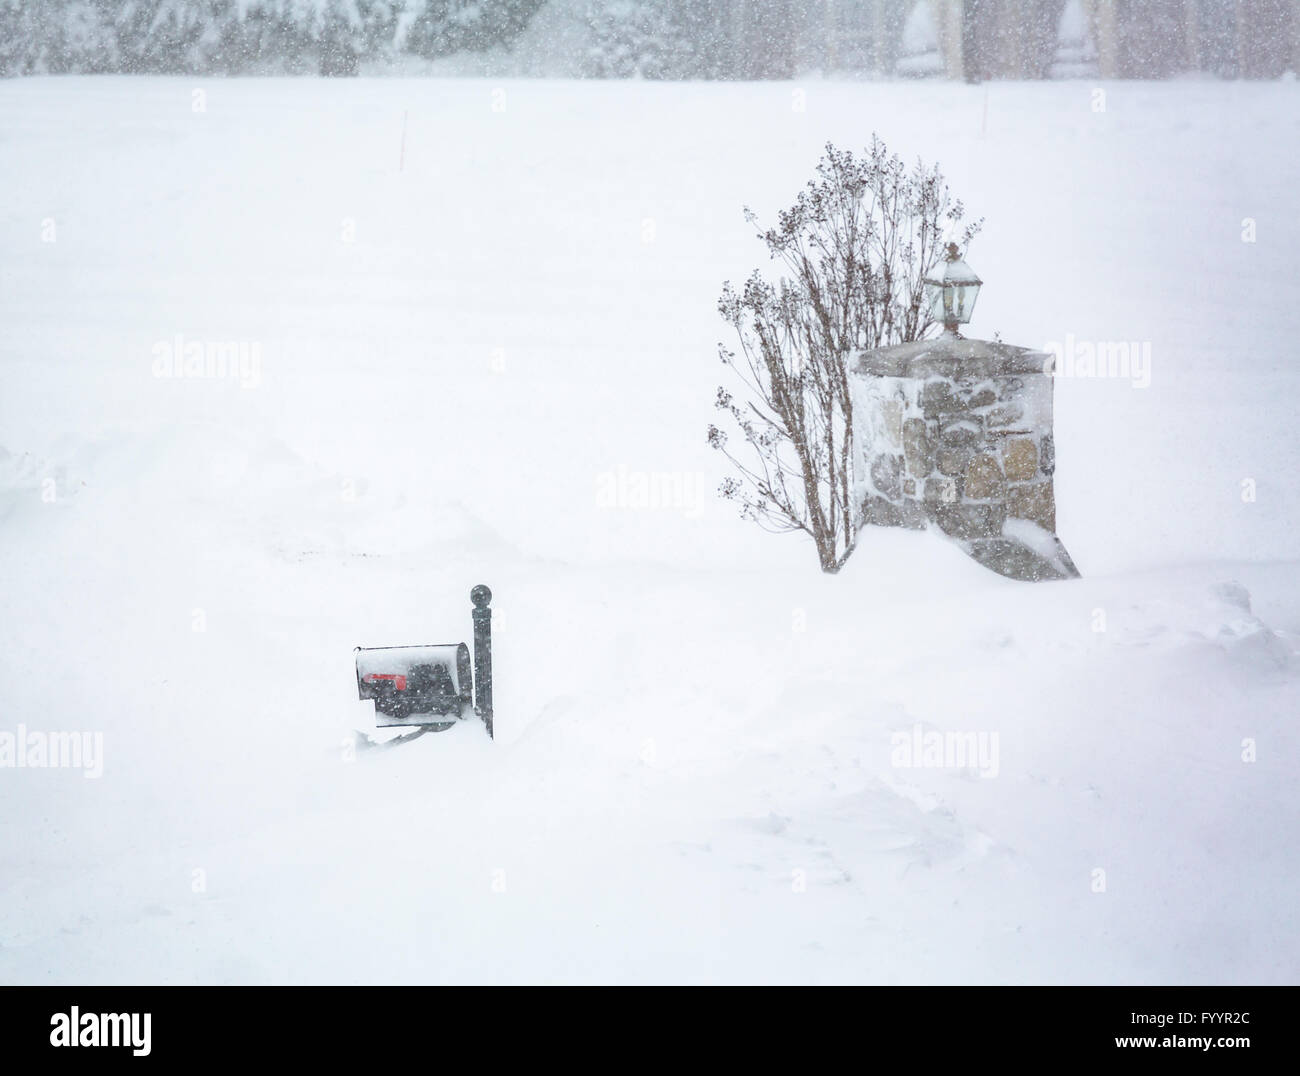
{"left": 355, "top": 643, "right": 472, "bottom": 728}
{"left": 353, "top": 585, "right": 494, "bottom": 738}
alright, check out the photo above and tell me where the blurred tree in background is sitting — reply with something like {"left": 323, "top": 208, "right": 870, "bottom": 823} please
{"left": 405, "top": 0, "right": 544, "bottom": 60}
{"left": 0, "top": 0, "right": 1296, "bottom": 79}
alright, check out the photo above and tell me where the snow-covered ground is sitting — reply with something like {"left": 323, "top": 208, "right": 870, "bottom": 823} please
{"left": 1, "top": 76, "right": 1297, "bottom": 984}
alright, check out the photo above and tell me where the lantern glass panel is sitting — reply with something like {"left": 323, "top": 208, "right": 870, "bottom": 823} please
{"left": 925, "top": 280, "right": 949, "bottom": 321}
{"left": 953, "top": 280, "right": 980, "bottom": 322}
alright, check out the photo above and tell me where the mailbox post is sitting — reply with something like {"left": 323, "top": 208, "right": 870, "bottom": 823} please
{"left": 471, "top": 585, "right": 493, "bottom": 739}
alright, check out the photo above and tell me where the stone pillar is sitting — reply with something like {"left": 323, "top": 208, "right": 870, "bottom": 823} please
{"left": 1294, "top": 0, "right": 1300, "bottom": 76}
{"left": 997, "top": 0, "right": 1027, "bottom": 78}
{"left": 1291, "top": 0, "right": 1300, "bottom": 75}
{"left": 824, "top": 0, "right": 838, "bottom": 71}
{"left": 1236, "top": 0, "right": 1295, "bottom": 78}
{"left": 1091, "top": 0, "right": 1120, "bottom": 77}
{"left": 870, "top": 0, "right": 889, "bottom": 76}
{"left": 1183, "top": 0, "right": 1202, "bottom": 71}
{"left": 930, "top": 0, "right": 965, "bottom": 80}
{"left": 851, "top": 335, "right": 1079, "bottom": 582}
{"left": 1235, "top": 0, "right": 1248, "bottom": 74}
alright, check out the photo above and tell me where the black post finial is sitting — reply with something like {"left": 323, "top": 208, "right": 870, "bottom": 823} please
{"left": 470, "top": 585, "right": 493, "bottom": 739}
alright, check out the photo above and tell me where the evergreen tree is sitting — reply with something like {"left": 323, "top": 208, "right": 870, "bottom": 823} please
{"left": 404, "top": 0, "right": 544, "bottom": 60}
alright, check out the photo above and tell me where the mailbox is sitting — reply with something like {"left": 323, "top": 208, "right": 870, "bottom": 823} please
{"left": 354, "top": 585, "right": 494, "bottom": 739}
{"left": 355, "top": 643, "right": 472, "bottom": 728}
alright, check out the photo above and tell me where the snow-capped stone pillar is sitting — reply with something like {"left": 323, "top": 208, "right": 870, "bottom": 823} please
{"left": 850, "top": 335, "right": 1079, "bottom": 582}
{"left": 1089, "top": 0, "right": 1120, "bottom": 78}
{"left": 929, "top": 0, "right": 966, "bottom": 80}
